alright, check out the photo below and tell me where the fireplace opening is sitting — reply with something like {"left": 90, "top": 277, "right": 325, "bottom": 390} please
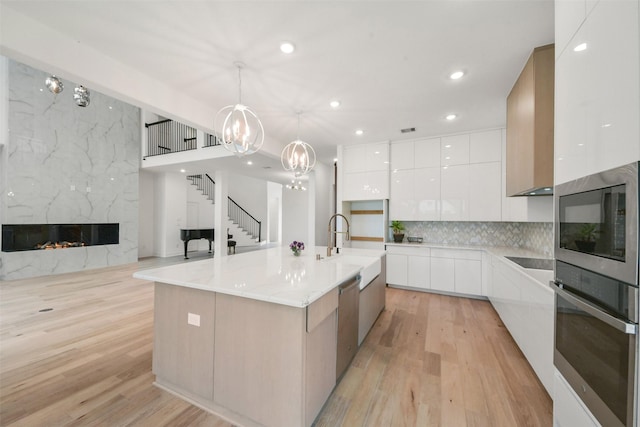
{"left": 2, "top": 223, "right": 119, "bottom": 252}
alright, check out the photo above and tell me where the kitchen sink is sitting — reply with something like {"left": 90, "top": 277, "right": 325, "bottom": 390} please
{"left": 323, "top": 255, "right": 382, "bottom": 290}
{"left": 505, "top": 256, "right": 554, "bottom": 271}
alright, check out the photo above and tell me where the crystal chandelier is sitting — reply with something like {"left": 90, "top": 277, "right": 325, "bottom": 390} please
{"left": 281, "top": 113, "right": 316, "bottom": 176}
{"left": 215, "top": 62, "right": 264, "bottom": 157}
{"left": 286, "top": 179, "right": 307, "bottom": 191}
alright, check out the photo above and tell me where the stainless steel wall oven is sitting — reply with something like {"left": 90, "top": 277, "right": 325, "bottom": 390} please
{"left": 553, "top": 161, "right": 639, "bottom": 427}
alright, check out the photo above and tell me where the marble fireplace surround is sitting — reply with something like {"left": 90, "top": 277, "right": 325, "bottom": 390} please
{"left": 2, "top": 223, "right": 119, "bottom": 252}
{"left": 0, "top": 58, "right": 140, "bottom": 280}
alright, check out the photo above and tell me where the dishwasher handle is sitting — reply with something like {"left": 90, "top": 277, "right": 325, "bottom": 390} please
{"left": 339, "top": 276, "right": 361, "bottom": 294}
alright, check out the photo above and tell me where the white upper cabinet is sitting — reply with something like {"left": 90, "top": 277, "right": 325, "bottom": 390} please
{"left": 414, "top": 138, "right": 441, "bottom": 169}
{"left": 343, "top": 144, "right": 367, "bottom": 173}
{"left": 366, "top": 142, "right": 390, "bottom": 171}
{"left": 554, "top": 0, "right": 640, "bottom": 185}
{"left": 342, "top": 142, "right": 390, "bottom": 200}
{"left": 391, "top": 138, "right": 441, "bottom": 170}
{"left": 441, "top": 134, "right": 470, "bottom": 166}
{"left": 440, "top": 164, "right": 469, "bottom": 221}
{"left": 389, "top": 129, "right": 511, "bottom": 222}
{"left": 389, "top": 169, "right": 415, "bottom": 220}
{"left": 414, "top": 167, "right": 440, "bottom": 221}
{"left": 390, "top": 141, "right": 414, "bottom": 170}
{"left": 469, "top": 162, "right": 502, "bottom": 221}
{"left": 469, "top": 130, "right": 502, "bottom": 163}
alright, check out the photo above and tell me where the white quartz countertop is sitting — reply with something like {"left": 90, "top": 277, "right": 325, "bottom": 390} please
{"left": 133, "top": 246, "right": 385, "bottom": 308}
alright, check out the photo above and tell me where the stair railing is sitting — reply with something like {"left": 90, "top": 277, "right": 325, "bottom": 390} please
{"left": 145, "top": 119, "right": 197, "bottom": 158}
{"left": 228, "top": 197, "right": 261, "bottom": 242}
{"left": 186, "top": 174, "right": 261, "bottom": 242}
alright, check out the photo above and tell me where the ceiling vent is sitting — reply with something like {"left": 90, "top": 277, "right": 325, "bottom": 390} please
{"left": 400, "top": 127, "right": 416, "bottom": 133}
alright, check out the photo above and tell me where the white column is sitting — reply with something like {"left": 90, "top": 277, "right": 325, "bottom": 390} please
{"left": 214, "top": 170, "right": 228, "bottom": 257}
{"left": 307, "top": 172, "right": 316, "bottom": 249}
{"left": 154, "top": 172, "right": 187, "bottom": 257}
{"left": 0, "top": 56, "right": 8, "bottom": 227}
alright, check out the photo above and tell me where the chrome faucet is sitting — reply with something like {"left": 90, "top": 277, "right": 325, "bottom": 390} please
{"left": 327, "top": 213, "right": 350, "bottom": 257}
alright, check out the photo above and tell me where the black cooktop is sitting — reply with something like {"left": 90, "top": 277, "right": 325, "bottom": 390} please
{"left": 505, "top": 256, "right": 554, "bottom": 271}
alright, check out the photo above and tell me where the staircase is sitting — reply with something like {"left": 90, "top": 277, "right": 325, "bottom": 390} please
{"left": 186, "top": 174, "right": 261, "bottom": 247}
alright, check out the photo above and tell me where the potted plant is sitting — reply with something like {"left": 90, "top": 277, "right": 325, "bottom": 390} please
{"left": 390, "top": 220, "right": 405, "bottom": 243}
{"left": 575, "top": 223, "right": 598, "bottom": 252}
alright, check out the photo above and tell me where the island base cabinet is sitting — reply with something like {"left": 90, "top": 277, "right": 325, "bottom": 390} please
{"left": 153, "top": 283, "right": 215, "bottom": 400}
{"left": 213, "top": 292, "right": 338, "bottom": 427}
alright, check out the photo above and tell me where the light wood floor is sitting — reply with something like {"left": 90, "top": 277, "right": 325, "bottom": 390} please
{"left": 0, "top": 261, "right": 551, "bottom": 426}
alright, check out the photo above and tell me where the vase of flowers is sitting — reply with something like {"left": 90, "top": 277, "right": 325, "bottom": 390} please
{"left": 289, "top": 240, "right": 305, "bottom": 256}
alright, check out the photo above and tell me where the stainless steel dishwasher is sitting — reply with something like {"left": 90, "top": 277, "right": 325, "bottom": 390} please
{"left": 336, "top": 275, "right": 360, "bottom": 380}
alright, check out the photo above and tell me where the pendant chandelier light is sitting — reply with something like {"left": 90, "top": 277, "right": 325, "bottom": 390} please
{"left": 45, "top": 75, "right": 64, "bottom": 94}
{"left": 281, "top": 112, "right": 316, "bottom": 177}
{"left": 215, "top": 62, "right": 264, "bottom": 157}
{"left": 73, "top": 85, "right": 90, "bottom": 107}
{"left": 286, "top": 179, "right": 307, "bottom": 191}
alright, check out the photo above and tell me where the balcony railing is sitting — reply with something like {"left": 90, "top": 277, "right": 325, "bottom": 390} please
{"left": 145, "top": 119, "right": 197, "bottom": 158}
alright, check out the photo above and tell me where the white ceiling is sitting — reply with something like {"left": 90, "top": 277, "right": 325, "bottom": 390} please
{"left": 1, "top": 0, "right": 554, "bottom": 182}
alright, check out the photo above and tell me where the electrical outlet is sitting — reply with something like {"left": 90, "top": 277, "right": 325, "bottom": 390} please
{"left": 187, "top": 312, "right": 200, "bottom": 327}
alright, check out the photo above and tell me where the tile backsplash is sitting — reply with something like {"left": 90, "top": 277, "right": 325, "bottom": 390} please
{"left": 402, "top": 222, "right": 553, "bottom": 257}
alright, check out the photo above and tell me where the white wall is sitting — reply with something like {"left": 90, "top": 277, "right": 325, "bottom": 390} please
{"left": 282, "top": 186, "right": 309, "bottom": 248}
{"left": 227, "top": 173, "right": 268, "bottom": 240}
{"left": 186, "top": 179, "right": 215, "bottom": 251}
{"left": 267, "top": 181, "right": 282, "bottom": 243}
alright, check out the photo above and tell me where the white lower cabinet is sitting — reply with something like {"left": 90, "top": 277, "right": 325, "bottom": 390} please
{"left": 386, "top": 253, "right": 407, "bottom": 286}
{"left": 407, "top": 253, "right": 430, "bottom": 289}
{"left": 430, "top": 257, "right": 455, "bottom": 292}
{"left": 454, "top": 259, "right": 482, "bottom": 295}
{"left": 553, "top": 370, "right": 600, "bottom": 427}
{"left": 431, "top": 249, "right": 482, "bottom": 295}
{"left": 386, "top": 245, "right": 483, "bottom": 297}
{"left": 489, "top": 255, "right": 554, "bottom": 395}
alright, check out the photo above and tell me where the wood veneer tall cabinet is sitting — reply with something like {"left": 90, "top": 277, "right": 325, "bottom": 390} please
{"left": 506, "top": 44, "right": 555, "bottom": 196}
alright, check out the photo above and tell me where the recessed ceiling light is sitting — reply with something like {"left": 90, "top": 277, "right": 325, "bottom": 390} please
{"left": 333, "top": 158, "right": 338, "bottom": 162}
{"left": 446, "top": 114, "right": 457, "bottom": 121}
{"left": 330, "top": 100, "right": 341, "bottom": 109}
{"left": 450, "top": 71, "right": 464, "bottom": 80}
{"left": 180, "top": 169, "right": 186, "bottom": 173}
{"left": 280, "top": 42, "right": 295, "bottom": 54}
{"left": 247, "top": 161, "right": 253, "bottom": 165}
{"left": 444, "top": 144, "right": 452, "bottom": 148}
{"left": 573, "top": 43, "right": 587, "bottom": 52}
{"left": 355, "top": 129, "right": 364, "bottom": 136}
{"left": 602, "top": 123, "right": 612, "bottom": 128}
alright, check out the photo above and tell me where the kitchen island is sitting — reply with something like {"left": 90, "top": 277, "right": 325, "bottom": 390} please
{"left": 133, "top": 246, "right": 386, "bottom": 427}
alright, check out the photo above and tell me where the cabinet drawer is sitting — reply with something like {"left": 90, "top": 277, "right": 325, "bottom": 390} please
{"left": 430, "top": 248, "right": 482, "bottom": 260}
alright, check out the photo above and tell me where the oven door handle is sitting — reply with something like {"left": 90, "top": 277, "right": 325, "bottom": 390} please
{"left": 550, "top": 281, "right": 638, "bottom": 334}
